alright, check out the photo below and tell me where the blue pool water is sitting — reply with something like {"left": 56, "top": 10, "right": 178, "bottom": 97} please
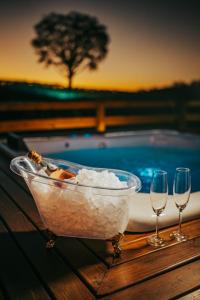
{"left": 47, "top": 146, "right": 200, "bottom": 194}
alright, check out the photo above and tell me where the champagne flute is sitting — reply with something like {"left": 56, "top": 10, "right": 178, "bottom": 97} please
{"left": 148, "top": 170, "right": 168, "bottom": 247}
{"left": 170, "top": 168, "right": 191, "bottom": 242}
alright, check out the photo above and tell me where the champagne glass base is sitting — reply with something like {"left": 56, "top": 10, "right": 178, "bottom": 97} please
{"left": 170, "top": 231, "right": 188, "bottom": 242}
{"left": 147, "top": 235, "right": 166, "bottom": 247}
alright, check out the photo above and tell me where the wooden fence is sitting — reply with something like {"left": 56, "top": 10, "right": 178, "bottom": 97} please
{"left": 0, "top": 99, "right": 200, "bottom": 133}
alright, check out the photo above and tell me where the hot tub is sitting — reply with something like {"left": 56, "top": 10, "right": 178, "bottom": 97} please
{"left": 24, "top": 130, "right": 200, "bottom": 194}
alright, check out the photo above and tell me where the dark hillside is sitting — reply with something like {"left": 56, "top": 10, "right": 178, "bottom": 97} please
{"left": 1, "top": 80, "right": 200, "bottom": 102}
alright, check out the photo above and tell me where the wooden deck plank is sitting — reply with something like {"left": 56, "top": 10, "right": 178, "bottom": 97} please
{"left": 178, "top": 288, "right": 200, "bottom": 300}
{"left": 0, "top": 186, "right": 94, "bottom": 300}
{"left": 0, "top": 218, "right": 51, "bottom": 300}
{"left": 101, "top": 260, "right": 200, "bottom": 300}
{"left": 0, "top": 168, "right": 107, "bottom": 294}
{"left": 97, "top": 237, "right": 200, "bottom": 295}
{"left": 0, "top": 153, "right": 33, "bottom": 194}
{"left": 0, "top": 289, "right": 6, "bottom": 300}
{"left": 56, "top": 237, "right": 107, "bottom": 292}
{"left": 0, "top": 169, "right": 46, "bottom": 229}
{"left": 82, "top": 219, "right": 200, "bottom": 266}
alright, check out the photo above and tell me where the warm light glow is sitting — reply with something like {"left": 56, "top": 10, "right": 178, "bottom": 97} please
{"left": 0, "top": 1, "right": 200, "bottom": 91}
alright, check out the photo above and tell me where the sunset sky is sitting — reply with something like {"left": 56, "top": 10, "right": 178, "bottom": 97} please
{"left": 0, "top": 0, "right": 200, "bottom": 91}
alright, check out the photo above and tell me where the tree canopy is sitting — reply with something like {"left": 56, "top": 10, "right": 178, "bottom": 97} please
{"left": 32, "top": 11, "right": 110, "bottom": 89}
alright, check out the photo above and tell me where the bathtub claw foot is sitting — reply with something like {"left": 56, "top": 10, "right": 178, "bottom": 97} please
{"left": 46, "top": 230, "right": 57, "bottom": 249}
{"left": 110, "top": 233, "right": 124, "bottom": 258}
{"left": 46, "top": 239, "right": 56, "bottom": 249}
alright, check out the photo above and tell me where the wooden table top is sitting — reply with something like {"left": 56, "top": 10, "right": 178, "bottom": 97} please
{"left": 0, "top": 150, "right": 199, "bottom": 300}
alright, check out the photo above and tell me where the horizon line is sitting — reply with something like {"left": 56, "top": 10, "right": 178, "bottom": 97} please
{"left": 0, "top": 77, "right": 199, "bottom": 93}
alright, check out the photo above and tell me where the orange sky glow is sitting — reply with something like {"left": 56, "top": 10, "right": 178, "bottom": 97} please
{"left": 0, "top": 1, "right": 200, "bottom": 91}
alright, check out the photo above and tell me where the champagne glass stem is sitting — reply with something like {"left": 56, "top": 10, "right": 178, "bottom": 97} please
{"left": 178, "top": 209, "right": 182, "bottom": 234}
{"left": 156, "top": 214, "right": 159, "bottom": 238}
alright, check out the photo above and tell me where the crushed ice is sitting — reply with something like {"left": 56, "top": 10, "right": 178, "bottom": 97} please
{"left": 28, "top": 168, "right": 130, "bottom": 239}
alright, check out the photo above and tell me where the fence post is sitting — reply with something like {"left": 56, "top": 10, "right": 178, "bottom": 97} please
{"left": 97, "top": 101, "right": 106, "bottom": 132}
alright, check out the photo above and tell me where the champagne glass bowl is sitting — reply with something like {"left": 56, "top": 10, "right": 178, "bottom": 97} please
{"left": 170, "top": 167, "right": 191, "bottom": 242}
{"left": 147, "top": 170, "right": 168, "bottom": 247}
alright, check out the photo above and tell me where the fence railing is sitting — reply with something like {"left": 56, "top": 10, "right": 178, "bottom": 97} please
{"left": 0, "top": 99, "right": 199, "bottom": 133}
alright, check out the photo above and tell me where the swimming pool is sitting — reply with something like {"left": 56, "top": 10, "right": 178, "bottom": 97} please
{"left": 25, "top": 130, "right": 200, "bottom": 194}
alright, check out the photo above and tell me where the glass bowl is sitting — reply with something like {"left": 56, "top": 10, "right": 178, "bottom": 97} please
{"left": 10, "top": 155, "right": 141, "bottom": 240}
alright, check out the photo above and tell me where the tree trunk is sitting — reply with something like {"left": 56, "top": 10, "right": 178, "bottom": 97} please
{"left": 68, "top": 69, "right": 73, "bottom": 90}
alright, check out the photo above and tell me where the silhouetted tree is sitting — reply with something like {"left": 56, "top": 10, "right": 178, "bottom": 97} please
{"left": 32, "top": 11, "right": 109, "bottom": 89}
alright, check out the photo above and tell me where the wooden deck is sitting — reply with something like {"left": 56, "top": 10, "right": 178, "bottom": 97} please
{"left": 0, "top": 150, "right": 200, "bottom": 299}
